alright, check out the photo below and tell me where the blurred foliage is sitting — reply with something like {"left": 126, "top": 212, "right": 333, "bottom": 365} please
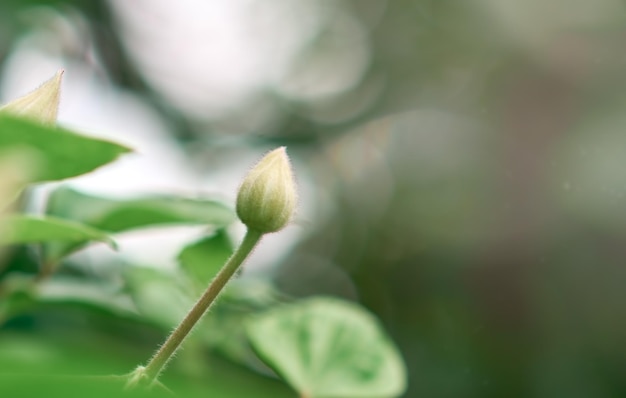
{"left": 1, "top": 214, "right": 114, "bottom": 248}
{"left": 0, "top": 58, "right": 407, "bottom": 396}
{"left": 3, "top": 0, "right": 626, "bottom": 397}
{"left": 178, "top": 231, "right": 233, "bottom": 291}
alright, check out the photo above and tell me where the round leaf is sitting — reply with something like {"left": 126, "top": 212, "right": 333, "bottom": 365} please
{"left": 247, "top": 297, "right": 407, "bottom": 398}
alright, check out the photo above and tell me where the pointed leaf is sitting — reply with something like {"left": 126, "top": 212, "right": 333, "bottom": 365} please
{"left": 247, "top": 297, "right": 407, "bottom": 398}
{"left": 0, "top": 215, "right": 114, "bottom": 247}
{"left": 44, "top": 186, "right": 236, "bottom": 260}
{"left": 0, "top": 114, "right": 130, "bottom": 182}
{"left": 46, "top": 186, "right": 236, "bottom": 233}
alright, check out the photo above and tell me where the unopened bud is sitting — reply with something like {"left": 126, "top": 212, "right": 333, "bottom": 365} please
{"left": 0, "top": 70, "right": 64, "bottom": 125}
{"left": 236, "top": 147, "right": 297, "bottom": 233}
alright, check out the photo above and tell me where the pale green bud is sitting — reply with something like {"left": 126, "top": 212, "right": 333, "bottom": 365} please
{"left": 236, "top": 147, "right": 297, "bottom": 233}
{"left": 0, "top": 70, "right": 64, "bottom": 125}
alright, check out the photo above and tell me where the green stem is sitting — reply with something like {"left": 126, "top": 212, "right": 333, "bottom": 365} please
{"left": 141, "top": 228, "right": 263, "bottom": 384}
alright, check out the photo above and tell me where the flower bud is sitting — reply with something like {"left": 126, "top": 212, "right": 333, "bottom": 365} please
{"left": 236, "top": 147, "right": 297, "bottom": 233}
{"left": 0, "top": 70, "right": 64, "bottom": 125}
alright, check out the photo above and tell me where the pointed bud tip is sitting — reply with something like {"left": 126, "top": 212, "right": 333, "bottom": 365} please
{"left": 236, "top": 146, "right": 298, "bottom": 233}
{"left": 0, "top": 70, "right": 64, "bottom": 125}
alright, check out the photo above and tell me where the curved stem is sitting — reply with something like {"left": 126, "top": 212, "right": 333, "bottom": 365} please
{"left": 141, "top": 228, "right": 263, "bottom": 384}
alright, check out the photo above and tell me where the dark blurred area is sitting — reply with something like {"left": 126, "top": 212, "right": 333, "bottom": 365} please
{"left": 2, "top": 0, "right": 626, "bottom": 397}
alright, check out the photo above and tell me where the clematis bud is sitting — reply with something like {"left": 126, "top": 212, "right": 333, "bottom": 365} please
{"left": 0, "top": 70, "right": 64, "bottom": 125}
{"left": 236, "top": 147, "right": 297, "bottom": 233}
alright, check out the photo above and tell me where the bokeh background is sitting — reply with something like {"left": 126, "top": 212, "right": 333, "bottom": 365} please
{"left": 2, "top": 0, "right": 626, "bottom": 397}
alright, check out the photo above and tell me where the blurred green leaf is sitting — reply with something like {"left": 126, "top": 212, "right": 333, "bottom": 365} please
{"left": 0, "top": 273, "right": 34, "bottom": 323}
{"left": 177, "top": 230, "right": 233, "bottom": 289}
{"left": 0, "top": 215, "right": 114, "bottom": 248}
{"left": 0, "top": 245, "right": 38, "bottom": 279}
{"left": 0, "top": 374, "right": 172, "bottom": 398}
{"left": 0, "top": 274, "right": 140, "bottom": 329}
{"left": 36, "top": 276, "right": 136, "bottom": 315}
{"left": 0, "top": 114, "right": 130, "bottom": 182}
{"left": 44, "top": 186, "right": 237, "bottom": 261}
{"left": 123, "top": 265, "right": 192, "bottom": 329}
{"left": 46, "top": 186, "right": 236, "bottom": 233}
{"left": 247, "top": 297, "right": 407, "bottom": 398}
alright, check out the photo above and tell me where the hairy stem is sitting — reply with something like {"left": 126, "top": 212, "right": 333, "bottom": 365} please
{"left": 140, "top": 228, "right": 263, "bottom": 384}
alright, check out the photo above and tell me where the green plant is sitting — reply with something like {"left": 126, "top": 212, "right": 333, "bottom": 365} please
{"left": 0, "top": 72, "right": 407, "bottom": 397}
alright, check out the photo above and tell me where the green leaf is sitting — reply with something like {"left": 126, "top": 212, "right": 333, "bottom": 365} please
{"left": 46, "top": 186, "right": 236, "bottom": 233}
{"left": 247, "top": 297, "right": 408, "bottom": 398}
{"left": 0, "top": 214, "right": 115, "bottom": 247}
{"left": 123, "top": 265, "right": 192, "bottom": 329}
{"left": 0, "top": 114, "right": 131, "bottom": 182}
{"left": 44, "top": 186, "right": 237, "bottom": 261}
{"left": 177, "top": 230, "right": 233, "bottom": 289}
{"left": 0, "top": 273, "right": 136, "bottom": 325}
